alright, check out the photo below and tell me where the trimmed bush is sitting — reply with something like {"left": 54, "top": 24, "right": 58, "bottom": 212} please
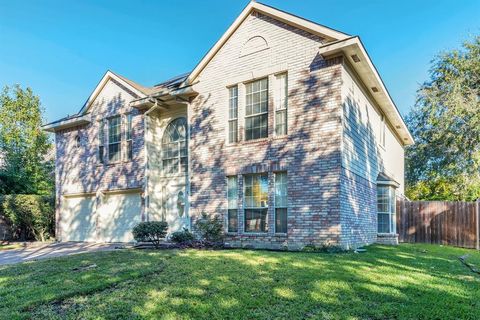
{"left": 0, "top": 194, "right": 54, "bottom": 241}
{"left": 170, "top": 228, "right": 195, "bottom": 243}
{"left": 195, "top": 212, "right": 224, "bottom": 243}
{"left": 132, "top": 221, "right": 168, "bottom": 248}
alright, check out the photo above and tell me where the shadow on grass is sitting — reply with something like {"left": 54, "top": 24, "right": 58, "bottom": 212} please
{"left": 10, "top": 245, "right": 477, "bottom": 320}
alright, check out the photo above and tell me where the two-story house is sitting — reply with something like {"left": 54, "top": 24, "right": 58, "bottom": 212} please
{"left": 43, "top": 1, "right": 414, "bottom": 249}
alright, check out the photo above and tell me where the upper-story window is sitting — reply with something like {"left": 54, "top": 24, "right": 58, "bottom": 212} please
{"left": 228, "top": 86, "right": 238, "bottom": 143}
{"left": 108, "top": 116, "right": 121, "bottom": 162}
{"left": 275, "top": 73, "right": 288, "bottom": 136}
{"left": 125, "top": 113, "right": 133, "bottom": 161}
{"left": 162, "top": 117, "right": 187, "bottom": 175}
{"left": 245, "top": 78, "right": 268, "bottom": 140}
{"left": 98, "top": 120, "right": 105, "bottom": 163}
{"left": 74, "top": 135, "right": 81, "bottom": 149}
{"left": 380, "top": 115, "right": 386, "bottom": 148}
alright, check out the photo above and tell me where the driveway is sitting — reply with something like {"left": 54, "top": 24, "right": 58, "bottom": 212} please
{"left": 0, "top": 242, "right": 127, "bottom": 265}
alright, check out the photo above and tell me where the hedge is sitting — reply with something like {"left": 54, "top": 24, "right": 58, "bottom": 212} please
{"left": 0, "top": 194, "right": 55, "bottom": 241}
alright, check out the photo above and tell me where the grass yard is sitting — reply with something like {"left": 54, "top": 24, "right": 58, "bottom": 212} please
{"left": 1, "top": 244, "right": 479, "bottom": 319}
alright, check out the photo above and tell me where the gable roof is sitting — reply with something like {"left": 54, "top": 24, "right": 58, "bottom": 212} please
{"left": 78, "top": 70, "right": 149, "bottom": 114}
{"left": 185, "top": 1, "right": 350, "bottom": 84}
{"left": 42, "top": 70, "right": 149, "bottom": 132}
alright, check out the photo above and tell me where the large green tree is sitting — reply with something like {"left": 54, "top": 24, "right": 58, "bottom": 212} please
{"left": 406, "top": 36, "right": 480, "bottom": 201}
{"left": 0, "top": 85, "right": 53, "bottom": 195}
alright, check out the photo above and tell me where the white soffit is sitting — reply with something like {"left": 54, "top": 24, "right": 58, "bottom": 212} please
{"left": 318, "top": 37, "right": 414, "bottom": 146}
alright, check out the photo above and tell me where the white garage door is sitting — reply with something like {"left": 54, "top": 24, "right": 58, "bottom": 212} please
{"left": 97, "top": 192, "right": 142, "bottom": 243}
{"left": 60, "top": 195, "right": 96, "bottom": 242}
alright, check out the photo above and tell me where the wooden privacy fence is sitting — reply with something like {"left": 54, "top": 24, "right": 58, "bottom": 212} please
{"left": 397, "top": 199, "right": 480, "bottom": 250}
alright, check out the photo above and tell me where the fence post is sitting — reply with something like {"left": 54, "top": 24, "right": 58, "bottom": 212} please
{"left": 476, "top": 199, "right": 480, "bottom": 251}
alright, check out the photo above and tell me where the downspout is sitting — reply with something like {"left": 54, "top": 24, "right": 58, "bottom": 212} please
{"left": 143, "top": 100, "right": 160, "bottom": 222}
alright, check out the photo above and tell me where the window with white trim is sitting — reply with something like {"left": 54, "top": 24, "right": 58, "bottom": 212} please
{"left": 377, "top": 186, "right": 396, "bottom": 234}
{"left": 162, "top": 117, "right": 187, "bottom": 175}
{"left": 125, "top": 113, "right": 133, "bottom": 161}
{"left": 227, "top": 176, "right": 238, "bottom": 232}
{"left": 108, "top": 116, "right": 121, "bottom": 162}
{"left": 274, "top": 172, "right": 287, "bottom": 233}
{"left": 228, "top": 86, "right": 238, "bottom": 143}
{"left": 380, "top": 115, "right": 386, "bottom": 147}
{"left": 245, "top": 78, "right": 268, "bottom": 140}
{"left": 275, "top": 73, "right": 287, "bottom": 136}
{"left": 98, "top": 120, "right": 105, "bottom": 163}
{"left": 244, "top": 173, "right": 268, "bottom": 232}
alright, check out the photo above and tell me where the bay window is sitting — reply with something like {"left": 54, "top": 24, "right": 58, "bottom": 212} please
{"left": 377, "top": 185, "right": 396, "bottom": 234}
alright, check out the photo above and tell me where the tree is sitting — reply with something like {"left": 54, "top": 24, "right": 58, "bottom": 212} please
{"left": 0, "top": 85, "right": 54, "bottom": 195}
{"left": 405, "top": 36, "right": 480, "bottom": 201}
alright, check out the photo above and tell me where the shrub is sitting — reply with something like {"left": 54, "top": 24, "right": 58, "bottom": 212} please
{"left": 0, "top": 194, "right": 54, "bottom": 241}
{"left": 195, "top": 212, "right": 223, "bottom": 243}
{"left": 302, "top": 242, "right": 346, "bottom": 253}
{"left": 170, "top": 228, "right": 195, "bottom": 243}
{"left": 132, "top": 221, "right": 168, "bottom": 248}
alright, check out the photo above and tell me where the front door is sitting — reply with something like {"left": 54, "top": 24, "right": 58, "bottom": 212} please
{"left": 160, "top": 117, "right": 189, "bottom": 233}
{"left": 163, "top": 182, "right": 188, "bottom": 232}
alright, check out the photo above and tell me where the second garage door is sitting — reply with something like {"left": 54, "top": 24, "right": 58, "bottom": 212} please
{"left": 97, "top": 192, "right": 142, "bottom": 242}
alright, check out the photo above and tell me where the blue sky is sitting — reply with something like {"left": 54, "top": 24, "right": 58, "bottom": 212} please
{"left": 1, "top": 0, "right": 479, "bottom": 123}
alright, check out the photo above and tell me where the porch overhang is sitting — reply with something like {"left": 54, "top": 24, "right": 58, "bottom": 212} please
{"left": 129, "top": 85, "right": 198, "bottom": 111}
{"left": 318, "top": 36, "right": 414, "bottom": 146}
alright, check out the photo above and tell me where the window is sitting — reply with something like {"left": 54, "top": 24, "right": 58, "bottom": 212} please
{"left": 75, "top": 135, "right": 81, "bottom": 148}
{"left": 108, "top": 116, "right": 121, "bottom": 162}
{"left": 228, "top": 86, "right": 238, "bottom": 143}
{"left": 125, "top": 113, "right": 133, "bottom": 161}
{"left": 380, "top": 115, "right": 386, "bottom": 147}
{"left": 275, "top": 172, "right": 287, "bottom": 233}
{"left": 227, "top": 176, "right": 238, "bottom": 232}
{"left": 245, "top": 78, "right": 268, "bottom": 140}
{"left": 377, "top": 186, "right": 396, "bottom": 234}
{"left": 275, "top": 73, "right": 287, "bottom": 136}
{"left": 162, "top": 117, "right": 187, "bottom": 175}
{"left": 98, "top": 120, "right": 105, "bottom": 163}
{"left": 244, "top": 173, "right": 268, "bottom": 232}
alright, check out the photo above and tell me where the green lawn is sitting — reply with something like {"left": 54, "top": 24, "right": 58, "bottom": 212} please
{"left": 1, "top": 244, "right": 479, "bottom": 319}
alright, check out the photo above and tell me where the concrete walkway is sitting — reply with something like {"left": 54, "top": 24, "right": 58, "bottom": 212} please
{"left": 0, "top": 242, "right": 127, "bottom": 265}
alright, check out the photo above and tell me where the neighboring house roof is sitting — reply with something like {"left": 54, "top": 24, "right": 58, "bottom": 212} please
{"left": 185, "top": 1, "right": 351, "bottom": 85}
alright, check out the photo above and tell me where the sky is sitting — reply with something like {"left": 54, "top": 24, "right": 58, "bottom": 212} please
{"left": 1, "top": 0, "right": 479, "bottom": 123}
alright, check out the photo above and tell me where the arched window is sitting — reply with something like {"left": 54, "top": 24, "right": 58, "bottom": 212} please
{"left": 162, "top": 117, "right": 187, "bottom": 175}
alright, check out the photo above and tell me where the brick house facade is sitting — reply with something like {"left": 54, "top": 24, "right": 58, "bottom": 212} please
{"left": 44, "top": 2, "right": 413, "bottom": 249}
